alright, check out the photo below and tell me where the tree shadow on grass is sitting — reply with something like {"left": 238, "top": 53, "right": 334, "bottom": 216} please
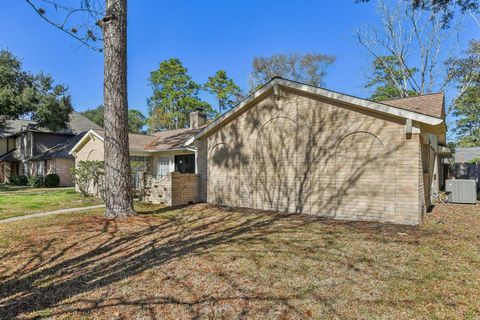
{"left": 0, "top": 204, "right": 430, "bottom": 319}
{"left": 0, "top": 206, "right": 303, "bottom": 318}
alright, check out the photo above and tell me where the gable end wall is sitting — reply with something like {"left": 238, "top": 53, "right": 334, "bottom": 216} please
{"left": 202, "top": 90, "right": 424, "bottom": 225}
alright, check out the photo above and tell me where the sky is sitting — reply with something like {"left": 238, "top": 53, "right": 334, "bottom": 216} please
{"left": 0, "top": 0, "right": 478, "bottom": 118}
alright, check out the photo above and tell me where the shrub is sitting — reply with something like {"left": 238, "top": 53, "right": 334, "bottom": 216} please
{"left": 71, "top": 160, "right": 105, "bottom": 197}
{"left": 10, "top": 175, "right": 28, "bottom": 186}
{"left": 28, "top": 176, "right": 44, "bottom": 188}
{"left": 44, "top": 173, "right": 60, "bottom": 188}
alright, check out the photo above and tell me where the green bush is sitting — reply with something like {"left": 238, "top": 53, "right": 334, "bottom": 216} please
{"left": 28, "top": 176, "right": 44, "bottom": 188}
{"left": 10, "top": 175, "right": 28, "bottom": 186}
{"left": 71, "top": 160, "right": 105, "bottom": 197}
{"left": 44, "top": 173, "right": 60, "bottom": 188}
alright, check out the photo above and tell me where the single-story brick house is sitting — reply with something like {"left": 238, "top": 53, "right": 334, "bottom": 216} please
{"left": 70, "top": 113, "right": 205, "bottom": 197}
{"left": 70, "top": 122, "right": 203, "bottom": 178}
{"left": 71, "top": 78, "right": 451, "bottom": 224}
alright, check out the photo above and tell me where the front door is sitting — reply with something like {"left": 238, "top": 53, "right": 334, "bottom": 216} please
{"left": 174, "top": 154, "right": 195, "bottom": 174}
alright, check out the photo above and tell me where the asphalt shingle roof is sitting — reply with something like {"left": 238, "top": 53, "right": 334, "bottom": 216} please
{"left": 65, "top": 112, "right": 103, "bottom": 134}
{"left": 0, "top": 112, "right": 102, "bottom": 138}
{"left": 380, "top": 93, "right": 445, "bottom": 119}
{"left": 90, "top": 127, "right": 202, "bottom": 152}
{"left": 0, "top": 149, "right": 21, "bottom": 162}
{"left": 0, "top": 119, "right": 36, "bottom": 138}
{"left": 29, "top": 133, "right": 88, "bottom": 161}
{"left": 91, "top": 130, "right": 158, "bottom": 152}
{"left": 147, "top": 127, "right": 203, "bottom": 151}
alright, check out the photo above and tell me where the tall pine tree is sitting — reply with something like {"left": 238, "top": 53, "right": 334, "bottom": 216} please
{"left": 204, "top": 70, "right": 243, "bottom": 114}
{"left": 147, "top": 58, "right": 212, "bottom": 131}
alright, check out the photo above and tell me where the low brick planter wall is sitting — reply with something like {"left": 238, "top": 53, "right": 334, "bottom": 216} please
{"left": 144, "top": 172, "right": 200, "bottom": 206}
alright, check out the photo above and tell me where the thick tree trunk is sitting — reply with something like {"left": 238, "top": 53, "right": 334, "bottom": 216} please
{"left": 102, "top": 0, "right": 135, "bottom": 218}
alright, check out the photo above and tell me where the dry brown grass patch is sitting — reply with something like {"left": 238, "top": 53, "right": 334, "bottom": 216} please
{"left": 0, "top": 203, "right": 479, "bottom": 319}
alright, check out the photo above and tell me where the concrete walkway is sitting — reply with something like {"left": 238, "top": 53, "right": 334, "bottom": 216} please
{"left": 0, "top": 205, "right": 105, "bottom": 224}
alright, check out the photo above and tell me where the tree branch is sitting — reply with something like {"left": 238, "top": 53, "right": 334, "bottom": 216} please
{"left": 24, "top": 0, "right": 103, "bottom": 52}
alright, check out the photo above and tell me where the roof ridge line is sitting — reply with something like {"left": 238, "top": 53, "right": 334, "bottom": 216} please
{"left": 194, "top": 78, "right": 445, "bottom": 140}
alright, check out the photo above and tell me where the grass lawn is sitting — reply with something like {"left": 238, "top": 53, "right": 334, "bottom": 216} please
{"left": 0, "top": 186, "right": 103, "bottom": 220}
{"left": 0, "top": 203, "right": 479, "bottom": 319}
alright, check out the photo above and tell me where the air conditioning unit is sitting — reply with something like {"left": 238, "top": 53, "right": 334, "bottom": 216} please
{"left": 445, "top": 179, "right": 477, "bottom": 204}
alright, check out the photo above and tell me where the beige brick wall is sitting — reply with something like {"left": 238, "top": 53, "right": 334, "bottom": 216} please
{"left": 72, "top": 135, "right": 105, "bottom": 194}
{"left": 203, "top": 88, "right": 426, "bottom": 225}
{"left": 74, "top": 135, "right": 105, "bottom": 163}
{"left": 194, "top": 139, "right": 208, "bottom": 202}
{"left": 171, "top": 173, "right": 200, "bottom": 206}
{"left": 145, "top": 172, "right": 200, "bottom": 206}
{"left": 144, "top": 175, "right": 171, "bottom": 205}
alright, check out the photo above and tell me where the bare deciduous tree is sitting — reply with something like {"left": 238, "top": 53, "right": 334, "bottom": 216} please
{"left": 355, "top": 0, "right": 475, "bottom": 115}
{"left": 249, "top": 53, "right": 335, "bottom": 91}
{"left": 355, "top": 0, "right": 448, "bottom": 96}
{"left": 25, "top": 0, "right": 135, "bottom": 217}
{"left": 356, "top": 0, "right": 480, "bottom": 27}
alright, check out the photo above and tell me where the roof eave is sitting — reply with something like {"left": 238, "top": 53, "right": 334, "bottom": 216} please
{"left": 195, "top": 78, "right": 445, "bottom": 140}
{"left": 69, "top": 129, "right": 104, "bottom": 155}
{"left": 195, "top": 80, "right": 274, "bottom": 140}
{"left": 143, "top": 146, "right": 192, "bottom": 153}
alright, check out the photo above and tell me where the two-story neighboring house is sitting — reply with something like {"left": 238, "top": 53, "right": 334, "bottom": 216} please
{"left": 0, "top": 112, "right": 101, "bottom": 186}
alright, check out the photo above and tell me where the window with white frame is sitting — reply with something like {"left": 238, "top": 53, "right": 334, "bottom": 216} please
{"left": 157, "top": 156, "right": 170, "bottom": 178}
{"left": 130, "top": 156, "right": 150, "bottom": 173}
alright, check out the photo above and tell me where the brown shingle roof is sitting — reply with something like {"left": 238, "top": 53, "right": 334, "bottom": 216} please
{"left": 91, "top": 127, "right": 199, "bottom": 152}
{"left": 380, "top": 93, "right": 445, "bottom": 119}
{"left": 146, "top": 127, "right": 202, "bottom": 151}
{"left": 92, "top": 130, "right": 158, "bottom": 151}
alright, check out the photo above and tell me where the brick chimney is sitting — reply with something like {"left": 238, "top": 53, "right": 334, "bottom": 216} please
{"left": 189, "top": 110, "right": 207, "bottom": 129}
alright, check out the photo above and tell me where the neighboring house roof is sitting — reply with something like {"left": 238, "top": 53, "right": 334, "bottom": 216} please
{"left": 65, "top": 112, "right": 103, "bottom": 134}
{"left": 0, "top": 149, "right": 21, "bottom": 162}
{"left": 454, "top": 147, "right": 480, "bottom": 163}
{"left": 0, "top": 112, "right": 102, "bottom": 138}
{"left": 29, "top": 133, "right": 88, "bottom": 161}
{"left": 0, "top": 119, "right": 36, "bottom": 138}
{"left": 380, "top": 93, "right": 445, "bottom": 119}
{"left": 194, "top": 77, "right": 446, "bottom": 140}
